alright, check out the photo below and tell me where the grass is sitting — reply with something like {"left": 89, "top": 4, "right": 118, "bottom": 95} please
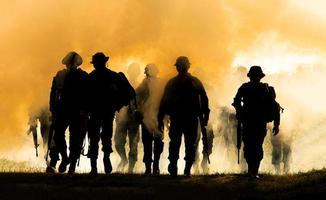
{"left": 0, "top": 169, "right": 325, "bottom": 200}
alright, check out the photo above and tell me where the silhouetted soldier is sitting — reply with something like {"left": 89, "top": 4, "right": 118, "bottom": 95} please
{"left": 88, "top": 52, "right": 135, "bottom": 176}
{"left": 27, "top": 106, "right": 51, "bottom": 154}
{"left": 136, "top": 64, "right": 164, "bottom": 175}
{"left": 46, "top": 51, "right": 89, "bottom": 174}
{"left": 114, "top": 63, "right": 141, "bottom": 173}
{"left": 158, "top": 56, "right": 209, "bottom": 176}
{"left": 27, "top": 113, "right": 39, "bottom": 157}
{"left": 232, "top": 66, "right": 280, "bottom": 178}
{"left": 270, "top": 128, "right": 291, "bottom": 174}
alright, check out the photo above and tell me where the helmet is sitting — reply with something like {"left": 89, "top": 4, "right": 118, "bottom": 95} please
{"left": 90, "top": 52, "right": 109, "bottom": 64}
{"left": 62, "top": 51, "right": 83, "bottom": 68}
{"left": 145, "top": 63, "right": 159, "bottom": 77}
{"left": 175, "top": 56, "right": 190, "bottom": 73}
{"left": 247, "top": 66, "right": 265, "bottom": 78}
{"left": 175, "top": 56, "right": 190, "bottom": 67}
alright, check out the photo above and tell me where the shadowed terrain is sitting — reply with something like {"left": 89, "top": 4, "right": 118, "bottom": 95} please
{"left": 0, "top": 170, "right": 325, "bottom": 200}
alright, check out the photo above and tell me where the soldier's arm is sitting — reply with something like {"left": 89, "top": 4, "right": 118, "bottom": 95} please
{"left": 157, "top": 81, "right": 171, "bottom": 129}
{"left": 135, "top": 79, "right": 149, "bottom": 108}
{"left": 49, "top": 77, "right": 57, "bottom": 114}
{"left": 232, "top": 84, "right": 245, "bottom": 120}
{"left": 197, "top": 80, "right": 210, "bottom": 124}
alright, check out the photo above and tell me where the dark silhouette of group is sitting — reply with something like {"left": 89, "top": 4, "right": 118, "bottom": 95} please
{"left": 44, "top": 51, "right": 281, "bottom": 178}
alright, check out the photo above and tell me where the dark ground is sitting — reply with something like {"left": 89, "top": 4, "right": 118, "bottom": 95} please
{"left": 0, "top": 170, "right": 325, "bottom": 200}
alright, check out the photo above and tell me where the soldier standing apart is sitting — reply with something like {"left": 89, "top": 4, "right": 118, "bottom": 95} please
{"left": 136, "top": 64, "right": 164, "bottom": 175}
{"left": 114, "top": 63, "right": 141, "bottom": 173}
{"left": 46, "top": 52, "right": 89, "bottom": 174}
{"left": 158, "top": 56, "right": 209, "bottom": 176}
{"left": 88, "top": 52, "right": 134, "bottom": 176}
{"left": 232, "top": 66, "right": 280, "bottom": 178}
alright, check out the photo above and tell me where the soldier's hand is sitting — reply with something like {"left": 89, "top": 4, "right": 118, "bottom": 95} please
{"left": 273, "top": 126, "right": 279, "bottom": 136}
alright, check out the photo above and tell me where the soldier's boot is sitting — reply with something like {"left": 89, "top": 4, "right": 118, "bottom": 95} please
{"left": 184, "top": 162, "right": 192, "bottom": 177}
{"left": 68, "top": 160, "right": 77, "bottom": 175}
{"left": 168, "top": 163, "right": 178, "bottom": 177}
{"left": 46, "top": 159, "right": 57, "bottom": 173}
{"left": 117, "top": 158, "right": 128, "bottom": 172}
{"left": 89, "top": 158, "right": 98, "bottom": 176}
{"left": 103, "top": 154, "right": 112, "bottom": 174}
{"left": 201, "top": 157, "right": 210, "bottom": 174}
{"left": 284, "top": 163, "right": 290, "bottom": 174}
{"left": 248, "top": 161, "right": 260, "bottom": 179}
{"left": 253, "top": 162, "right": 260, "bottom": 178}
{"left": 58, "top": 154, "right": 69, "bottom": 173}
{"left": 153, "top": 160, "right": 160, "bottom": 175}
{"left": 144, "top": 162, "right": 151, "bottom": 175}
{"left": 274, "top": 163, "right": 281, "bottom": 174}
{"left": 128, "top": 161, "right": 136, "bottom": 174}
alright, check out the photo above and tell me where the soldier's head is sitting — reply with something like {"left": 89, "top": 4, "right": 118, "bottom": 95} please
{"left": 175, "top": 56, "right": 190, "bottom": 74}
{"left": 91, "top": 52, "right": 109, "bottom": 69}
{"left": 145, "top": 63, "right": 159, "bottom": 78}
{"left": 247, "top": 66, "right": 265, "bottom": 82}
{"left": 127, "top": 62, "right": 141, "bottom": 79}
{"left": 62, "top": 51, "right": 83, "bottom": 69}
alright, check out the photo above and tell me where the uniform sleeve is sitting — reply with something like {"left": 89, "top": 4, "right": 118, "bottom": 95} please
{"left": 158, "top": 80, "right": 172, "bottom": 122}
{"left": 135, "top": 79, "right": 149, "bottom": 110}
{"left": 232, "top": 84, "right": 244, "bottom": 111}
{"left": 49, "top": 77, "right": 57, "bottom": 114}
{"left": 273, "top": 87, "right": 281, "bottom": 126}
{"left": 198, "top": 80, "right": 210, "bottom": 116}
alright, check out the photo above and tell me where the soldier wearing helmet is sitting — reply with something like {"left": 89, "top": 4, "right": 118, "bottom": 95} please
{"left": 158, "top": 56, "right": 209, "bottom": 176}
{"left": 114, "top": 62, "right": 141, "bottom": 173}
{"left": 232, "top": 66, "right": 280, "bottom": 178}
{"left": 46, "top": 51, "right": 89, "bottom": 174}
{"left": 136, "top": 64, "right": 164, "bottom": 175}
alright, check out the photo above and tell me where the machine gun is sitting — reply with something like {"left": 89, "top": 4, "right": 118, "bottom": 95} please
{"left": 26, "top": 124, "right": 39, "bottom": 157}
{"left": 198, "top": 95, "right": 211, "bottom": 164}
{"left": 199, "top": 115, "right": 211, "bottom": 164}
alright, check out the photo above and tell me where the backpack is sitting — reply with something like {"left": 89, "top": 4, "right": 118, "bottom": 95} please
{"left": 264, "top": 84, "right": 283, "bottom": 123}
{"left": 115, "top": 72, "right": 136, "bottom": 111}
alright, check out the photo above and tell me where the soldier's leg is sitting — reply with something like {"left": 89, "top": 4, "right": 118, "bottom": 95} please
{"left": 53, "top": 116, "right": 69, "bottom": 173}
{"left": 168, "top": 120, "right": 183, "bottom": 176}
{"left": 141, "top": 124, "right": 153, "bottom": 174}
{"left": 271, "top": 136, "right": 282, "bottom": 174}
{"left": 68, "top": 114, "right": 87, "bottom": 174}
{"left": 41, "top": 124, "right": 50, "bottom": 150}
{"left": 153, "top": 136, "right": 164, "bottom": 175}
{"left": 243, "top": 122, "right": 266, "bottom": 176}
{"left": 88, "top": 115, "right": 101, "bottom": 175}
{"left": 128, "top": 123, "right": 140, "bottom": 173}
{"left": 184, "top": 119, "right": 199, "bottom": 176}
{"left": 282, "top": 143, "right": 292, "bottom": 174}
{"left": 114, "top": 120, "right": 128, "bottom": 169}
{"left": 101, "top": 114, "right": 115, "bottom": 173}
{"left": 193, "top": 129, "right": 201, "bottom": 174}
